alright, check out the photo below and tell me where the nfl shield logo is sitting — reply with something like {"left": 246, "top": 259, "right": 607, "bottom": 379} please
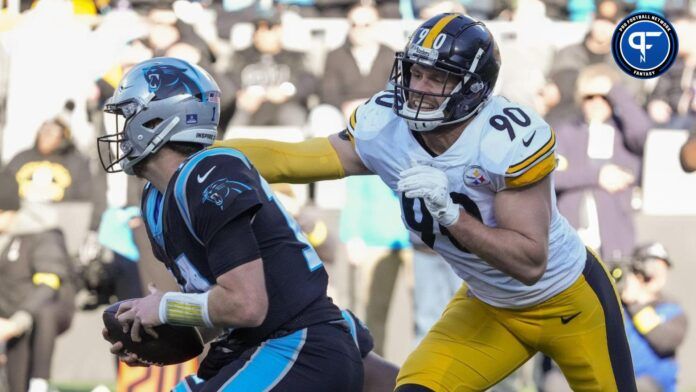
{"left": 186, "top": 114, "right": 198, "bottom": 124}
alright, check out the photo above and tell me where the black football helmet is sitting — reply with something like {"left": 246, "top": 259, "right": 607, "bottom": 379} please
{"left": 390, "top": 13, "right": 501, "bottom": 131}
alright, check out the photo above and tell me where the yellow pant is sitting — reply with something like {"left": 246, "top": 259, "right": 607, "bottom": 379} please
{"left": 396, "top": 249, "right": 636, "bottom": 392}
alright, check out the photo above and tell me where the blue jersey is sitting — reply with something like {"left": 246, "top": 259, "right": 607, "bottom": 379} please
{"left": 141, "top": 148, "right": 341, "bottom": 343}
{"left": 625, "top": 303, "right": 684, "bottom": 392}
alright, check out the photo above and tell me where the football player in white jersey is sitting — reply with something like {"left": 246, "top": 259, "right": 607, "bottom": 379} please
{"left": 216, "top": 13, "right": 637, "bottom": 392}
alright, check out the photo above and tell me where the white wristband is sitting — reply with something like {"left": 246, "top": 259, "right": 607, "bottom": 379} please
{"left": 158, "top": 291, "right": 214, "bottom": 328}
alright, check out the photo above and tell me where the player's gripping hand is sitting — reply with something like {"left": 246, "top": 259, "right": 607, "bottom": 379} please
{"left": 102, "top": 328, "right": 150, "bottom": 367}
{"left": 397, "top": 165, "right": 460, "bottom": 227}
{"left": 116, "top": 284, "right": 164, "bottom": 343}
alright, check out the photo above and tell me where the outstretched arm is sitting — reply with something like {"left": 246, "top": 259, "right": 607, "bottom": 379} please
{"left": 328, "top": 131, "right": 371, "bottom": 176}
{"left": 212, "top": 131, "right": 370, "bottom": 183}
{"left": 399, "top": 167, "right": 551, "bottom": 286}
{"left": 446, "top": 177, "right": 551, "bottom": 285}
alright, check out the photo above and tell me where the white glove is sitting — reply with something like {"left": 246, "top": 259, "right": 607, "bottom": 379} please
{"left": 397, "top": 165, "right": 460, "bottom": 227}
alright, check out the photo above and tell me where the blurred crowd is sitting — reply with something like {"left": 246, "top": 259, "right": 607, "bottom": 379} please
{"left": 0, "top": 0, "right": 694, "bottom": 391}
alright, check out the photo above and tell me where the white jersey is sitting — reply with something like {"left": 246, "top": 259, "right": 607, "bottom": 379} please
{"left": 347, "top": 91, "right": 586, "bottom": 308}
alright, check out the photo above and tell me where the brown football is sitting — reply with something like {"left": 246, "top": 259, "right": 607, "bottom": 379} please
{"left": 102, "top": 301, "right": 204, "bottom": 365}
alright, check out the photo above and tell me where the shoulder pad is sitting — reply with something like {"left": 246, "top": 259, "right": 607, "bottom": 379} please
{"left": 173, "top": 149, "right": 263, "bottom": 244}
{"left": 503, "top": 126, "right": 556, "bottom": 188}
{"left": 479, "top": 97, "right": 556, "bottom": 190}
{"left": 347, "top": 90, "right": 400, "bottom": 140}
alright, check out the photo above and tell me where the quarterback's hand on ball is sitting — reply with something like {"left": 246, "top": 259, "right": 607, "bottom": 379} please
{"left": 102, "top": 328, "right": 150, "bottom": 367}
{"left": 116, "top": 285, "right": 164, "bottom": 343}
{"left": 397, "top": 165, "right": 460, "bottom": 227}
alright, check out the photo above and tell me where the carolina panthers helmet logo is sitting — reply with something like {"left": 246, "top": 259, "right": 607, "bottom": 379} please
{"left": 142, "top": 65, "right": 201, "bottom": 100}
{"left": 202, "top": 178, "right": 248, "bottom": 210}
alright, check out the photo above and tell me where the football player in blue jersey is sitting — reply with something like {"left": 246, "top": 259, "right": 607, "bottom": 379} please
{"left": 96, "top": 57, "right": 374, "bottom": 391}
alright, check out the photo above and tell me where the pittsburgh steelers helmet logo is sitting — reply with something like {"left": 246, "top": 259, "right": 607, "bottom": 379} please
{"left": 611, "top": 12, "right": 678, "bottom": 79}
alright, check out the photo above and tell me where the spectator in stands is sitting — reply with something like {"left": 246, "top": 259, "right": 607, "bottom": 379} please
{"left": 417, "top": 0, "right": 466, "bottom": 19}
{"left": 312, "top": 0, "right": 360, "bottom": 18}
{"left": 550, "top": 16, "right": 615, "bottom": 104}
{"left": 622, "top": 242, "right": 688, "bottom": 392}
{"left": 0, "top": 169, "right": 75, "bottom": 392}
{"left": 5, "top": 113, "right": 106, "bottom": 285}
{"left": 552, "top": 15, "right": 646, "bottom": 104}
{"left": 164, "top": 42, "right": 236, "bottom": 136}
{"left": 497, "top": 0, "right": 555, "bottom": 112}
{"left": 544, "top": 69, "right": 579, "bottom": 128}
{"left": 213, "top": 0, "right": 263, "bottom": 41}
{"left": 320, "top": 3, "right": 393, "bottom": 118}
{"left": 567, "top": 0, "right": 627, "bottom": 21}
{"left": 414, "top": 0, "right": 508, "bottom": 20}
{"left": 146, "top": 6, "right": 216, "bottom": 64}
{"left": 146, "top": 8, "right": 182, "bottom": 58}
{"left": 555, "top": 15, "right": 613, "bottom": 62}
{"left": 554, "top": 64, "right": 650, "bottom": 262}
{"left": 647, "top": 15, "right": 696, "bottom": 130}
{"left": 596, "top": 0, "right": 622, "bottom": 20}
{"left": 5, "top": 115, "right": 94, "bottom": 205}
{"left": 227, "top": 12, "right": 316, "bottom": 126}
{"left": 1, "top": 0, "right": 93, "bottom": 163}
{"left": 310, "top": 3, "right": 390, "bottom": 137}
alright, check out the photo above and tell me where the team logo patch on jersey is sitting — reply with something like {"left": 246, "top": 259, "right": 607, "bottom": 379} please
{"left": 464, "top": 165, "right": 490, "bottom": 186}
{"left": 201, "top": 178, "right": 247, "bottom": 210}
{"left": 611, "top": 12, "right": 678, "bottom": 79}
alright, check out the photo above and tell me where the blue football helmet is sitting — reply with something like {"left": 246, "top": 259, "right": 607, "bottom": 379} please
{"left": 390, "top": 13, "right": 501, "bottom": 132}
{"left": 98, "top": 57, "right": 221, "bottom": 174}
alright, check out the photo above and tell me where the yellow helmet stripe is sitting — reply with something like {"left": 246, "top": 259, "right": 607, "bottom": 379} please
{"left": 423, "top": 14, "right": 457, "bottom": 48}
{"left": 349, "top": 106, "right": 358, "bottom": 129}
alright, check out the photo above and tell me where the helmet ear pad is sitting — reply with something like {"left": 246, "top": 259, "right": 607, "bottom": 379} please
{"left": 444, "top": 75, "right": 491, "bottom": 122}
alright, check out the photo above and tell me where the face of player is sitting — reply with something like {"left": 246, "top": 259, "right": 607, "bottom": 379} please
{"left": 408, "top": 63, "right": 460, "bottom": 111}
